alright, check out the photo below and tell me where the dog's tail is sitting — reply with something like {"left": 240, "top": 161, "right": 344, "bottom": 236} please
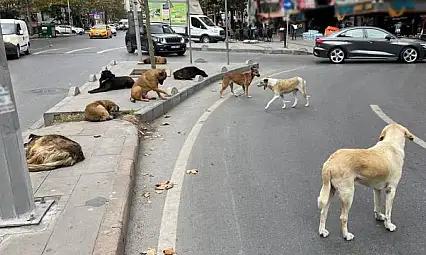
{"left": 27, "top": 157, "right": 76, "bottom": 172}
{"left": 318, "top": 163, "right": 332, "bottom": 210}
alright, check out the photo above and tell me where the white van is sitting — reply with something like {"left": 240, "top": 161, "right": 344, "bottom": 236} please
{"left": 0, "top": 19, "right": 30, "bottom": 59}
{"left": 190, "top": 15, "right": 225, "bottom": 43}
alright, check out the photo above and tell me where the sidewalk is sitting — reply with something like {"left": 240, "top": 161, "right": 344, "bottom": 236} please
{"left": 189, "top": 37, "right": 315, "bottom": 55}
{"left": 0, "top": 59, "right": 257, "bottom": 255}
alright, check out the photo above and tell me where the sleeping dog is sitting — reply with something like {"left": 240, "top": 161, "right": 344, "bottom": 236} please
{"left": 258, "top": 76, "right": 310, "bottom": 110}
{"left": 173, "top": 66, "right": 208, "bottom": 80}
{"left": 88, "top": 69, "right": 135, "bottom": 94}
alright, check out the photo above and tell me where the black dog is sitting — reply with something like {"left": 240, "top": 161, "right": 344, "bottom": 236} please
{"left": 88, "top": 69, "right": 135, "bottom": 94}
{"left": 173, "top": 66, "right": 208, "bottom": 80}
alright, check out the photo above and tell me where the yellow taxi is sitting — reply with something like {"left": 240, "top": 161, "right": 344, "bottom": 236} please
{"left": 88, "top": 24, "right": 112, "bottom": 39}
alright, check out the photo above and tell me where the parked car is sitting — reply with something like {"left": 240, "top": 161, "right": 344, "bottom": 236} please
{"left": 55, "top": 24, "right": 72, "bottom": 34}
{"left": 313, "top": 26, "right": 426, "bottom": 64}
{"left": 125, "top": 22, "right": 186, "bottom": 56}
{"left": 89, "top": 24, "right": 112, "bottom": 39}
{"left": 71, "top": 26, "right": 85, "bottom": 35}
{"left": 108, "top": 24, "right": 117, "bottom": 36}
{"left": 1, "top": 19, "right": 30, "bottom": 59}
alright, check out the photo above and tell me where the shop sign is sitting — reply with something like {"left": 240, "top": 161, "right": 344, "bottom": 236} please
{"left": 335, "top": 1, "right": 375, "bottom": 16}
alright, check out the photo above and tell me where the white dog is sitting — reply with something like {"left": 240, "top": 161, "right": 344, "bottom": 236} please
{"left": 257, "top": 77, "right": 310, "bottom": 110}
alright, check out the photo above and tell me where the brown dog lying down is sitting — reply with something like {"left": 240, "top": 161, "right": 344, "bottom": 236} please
{"left": 24, "top": 134, "right": 85, "bottom": 172}
{"left": 130, "top": 69, "right": 170, "bottom": 102}
{"left": 84, "top": 100, "right": 120, "bottom": 122}
{"left": 219, "top": 66, "right": 260, "bottom": 98}
{"left": 143, "top": 56, "right": 167, "bottom": 64}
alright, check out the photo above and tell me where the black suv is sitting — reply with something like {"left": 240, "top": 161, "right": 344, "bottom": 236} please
{"left": 125, "top": 22, "right": 186, "bottom": 56}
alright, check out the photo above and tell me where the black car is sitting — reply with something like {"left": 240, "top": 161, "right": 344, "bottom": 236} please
{"left": 313, "top": 26, "right": 426, "bottom": 64}
{"left": 125, "top": 22, "right": 186, "bottom": 56}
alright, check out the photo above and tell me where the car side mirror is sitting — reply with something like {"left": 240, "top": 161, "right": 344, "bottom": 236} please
{"left": 18, "top": 30, "right": 24, "bottom": 35}
{"left": 385, "top": 35, "right": 392, "bottom": 40}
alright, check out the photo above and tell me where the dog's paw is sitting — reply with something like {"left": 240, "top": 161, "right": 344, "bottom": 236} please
{"left": 247, "top": 95, "right": 252, "bottom": 98}
{"left": 291, "top": 105, "right": 297, "bottom": 108}
{"left": 319, "top": 229, "right": 329, "bottom": 238}
{"left": 385, "top": 222, "right": 397, "bottom": 232}
{"left": 305, "top": 103, "right": 309, "bottom": 107}
{"left": 343, "top": 232, "right": 354, "bottom": 241}
{"left": 264, "top": 107, "right": 269, "bottom": 111}
{"left": 374, "top": 212, "right": 386, "bottom": 221}
{"left": 107, "top": 115, "right": 114, "bottom": 120}
{"left": 233, "top": 94, "right": 238, "bottom": 97}
{"left": 282, "top": 105, "right": 286, "bottom": 109}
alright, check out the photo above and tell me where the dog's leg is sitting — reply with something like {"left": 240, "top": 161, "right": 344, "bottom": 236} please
{"left": 319, "top": 186, "right": 335, "bottom": 238}
{"left": 230, "top": 82, "right": 238, "bottom": 97}
{"left": 374, "top": 189, "right": 386, "bottom": 221}
{"left": 338, "top": 184, "right": 355, "bottom": 241}
{"left": 244, "top": 85, "right": 252, "bottom": 98}
{"left": 291, "top": 91, "right": 298, "bottom": 108}
{"left": 384, "top": 185, "right": 398, "bottom": 232}
{"left": 265, "top": 94, "right": 280, "bottom": 110}
{"left": 220, "top": 79, "right": 230, "bottom": 98}
{"left": 280, "top": 94, "right": 287, "bottom": 109}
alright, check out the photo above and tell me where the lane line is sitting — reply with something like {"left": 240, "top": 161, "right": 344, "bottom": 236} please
{"left": 33, "top": 48, "right": 65, "bottom": 55}
{"left": 96, "top": 47, "right": 125, "bottom": 54}
{"left": 370, "top": 104, "right": 426, "bottom": 149}
{"left": 65, "top": 47, "right": 94, "bottom": 54}
{"left": 156, "top": 65, "right": 308, "bottom": 254}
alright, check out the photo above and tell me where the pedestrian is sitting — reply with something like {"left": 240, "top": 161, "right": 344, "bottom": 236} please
{"left": 291, "top": 23, "right": 298, "bottom": 40}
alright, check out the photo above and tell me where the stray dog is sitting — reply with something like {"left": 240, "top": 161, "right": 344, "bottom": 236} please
{"left": 84, "top": 100, "right": 120, "bottom": 122}
{"left": 258, "top": 77, "right": 310, "bottom": 110}
{"left": 173, "top": 66, "right": 208, "bottom": 80}
{"left": 130, "top": 69, "right": 169, "bottom": 102}
{"left": 318, "top": 123, "right": 414, "bottom": 241}
{"left": 24, "top": 134, "right": 85, "bottom": 172}
{"left": 220, "top": 66, "right": 260, "bottom": 98}
{"left": 88, "top": 69, "right": 134, "bottom": 94}
{"left": 143, "top": 56, "right": 167, "bottom": 64}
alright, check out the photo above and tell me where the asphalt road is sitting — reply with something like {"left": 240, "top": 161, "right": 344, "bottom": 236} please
{"left": 125, "top": 55, "right": 426, "bottom": 255}
{"left": 12, "top": 32, "right": 262, "bottom": 131}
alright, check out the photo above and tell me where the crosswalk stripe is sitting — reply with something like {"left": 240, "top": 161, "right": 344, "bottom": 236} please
{"left": 65, "top": 47, "right": 94, "bottom": 54}
{"left": 96, "top": 47, "right": 126, "bottom": 54}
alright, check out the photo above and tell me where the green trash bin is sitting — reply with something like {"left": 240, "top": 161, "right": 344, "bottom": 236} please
{"left": 39, "top": 22, "right": 57, "bottom": 38}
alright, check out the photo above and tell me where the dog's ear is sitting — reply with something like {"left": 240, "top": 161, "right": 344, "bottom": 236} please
{"left": 28, "top": 133, "right": 39, "bottom": 140}
{"left": 379, "top": 129, "right": 386, "bottom": 141}
{"left": 105, "top": 66, "right": 108, "bottom": 71}
{"left": 263, "top": 78, "right": 268, "bottom": 83}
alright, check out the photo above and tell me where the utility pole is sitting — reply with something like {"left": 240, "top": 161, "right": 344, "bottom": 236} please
{"left": 224, "top": 0, "right": 229, "bottom": 65}
{"left": 285, "top": 13, "right": 289, "bottom": 48}
{"left": 0, "top": 16, "right": 53, "bottom": 228}
{"left": 67, "top": 0, "right": 72, "bottom": 26}
{"left": 142, "top": 0, "right": 156, "bottom": 69}
{"left": 133, "top": 0, "right": 143, "bottom": 63}
{"left": 186, "top": 0, "right": 193, "bottom": 64}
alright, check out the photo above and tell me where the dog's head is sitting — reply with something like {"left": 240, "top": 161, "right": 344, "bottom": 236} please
{"left": 156, "top": 69, "right": 167, "bottom": 85}
{"left": 257, "top": 78, "right": 270, "bottom": 90}
{"left": 100, "top": 70, "right": 115, "bottom": 83}
{"left": 197, "top": 68, "right": 208, "bottom": 77}
{"left": 250, "top": 67, "right": 260, "bottom": 77}
{"left": 24, "top": 133, "right": 42, "bottom": 152}
{"left": 379, "top": 123, "right": 414, "bottom": 142}
{"left": 100, "top": 100, "right": 120, "bottom": 114}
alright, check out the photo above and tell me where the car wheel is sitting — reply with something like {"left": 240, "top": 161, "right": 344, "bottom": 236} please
{"left": 14, "top": 45, "right": 21, "bottom": 59}
{"left": 329, "top": 47, "right": 346, "bottom": 64}
{"left": 177, "top": 51, "right": 186, "bottom": 56}
{"left": 201, "top": 35, "right": 210, "bottom": 43}
{"left": 24, "top": 43, "right": 30, "bottom": 55}
{"left": 401, "top": 47, "right": 418, "bottom": 63}
{"left": 55, "top": 30, "right": 60, "bottom": 34}
{"left": 126, "top": 41, "right": 136, "bottom": 53}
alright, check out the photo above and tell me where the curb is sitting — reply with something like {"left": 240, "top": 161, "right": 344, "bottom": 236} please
{"left": 137, "top": 62, "right": 259, "bottom": 122}
{"left": 92, "top": 122, "right": 140, "bottom": 255}
{"left": 190, "top": 47, "right": 313, "bottom": 55}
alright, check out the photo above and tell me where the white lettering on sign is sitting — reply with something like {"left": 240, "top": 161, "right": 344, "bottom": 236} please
{"left": 0, "top": 85, "right": 15, "bottom": 114}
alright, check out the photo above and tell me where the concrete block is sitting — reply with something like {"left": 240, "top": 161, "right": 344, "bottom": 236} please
{"left": 166, "top": 86, "right": 179, "bottom": 96}
{"left": 201, "top": 45, "right": 209, "bottom": 51}
{"left": 245, "top": 59, "right": 254, "bottom": 65}
{"left": 67, "top": 86, "right": 80, "bottom": 96}
{"left": 109, "top": 60, "right": 117, "bottom": 66}
{"left": 221, "top": 66, "right": 228, "bottom": 73}
{"left": 194, "top": 58, "right": 207, "bottom": 63}
{"left": 89, "top": 74, "right": 97, "bottom": 82}
{"left": 196, "top": 75, "right": 204, "bottom": 82}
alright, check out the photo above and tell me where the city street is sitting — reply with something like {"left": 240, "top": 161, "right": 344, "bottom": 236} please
{"left": 125, "top": 54, "right": 426, "bottom": 254}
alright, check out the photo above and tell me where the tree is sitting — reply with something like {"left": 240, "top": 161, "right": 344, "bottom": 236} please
{"left": 0, "top": 0, "right": 26, "bottom": 19}
{"left": 139, "top": 0, "right": 156, "bottom": 69}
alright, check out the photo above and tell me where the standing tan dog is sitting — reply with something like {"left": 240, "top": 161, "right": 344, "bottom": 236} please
{"left": 258, "top": 77, "right": 310, "bottom": 110}
{"left": 130, "top": 69, "right": 169, "bottom": 102}
{"left": 84, "top": 100, "right": 119, "bottom": 122}
{"left": 318, "top": 123, "right": 414, "bottom": 241}
{"left": 24, "top": 134, "right": 85, "bottom": 172}
{"left": 219, "top": 67, "right": 260, "bottom": 98}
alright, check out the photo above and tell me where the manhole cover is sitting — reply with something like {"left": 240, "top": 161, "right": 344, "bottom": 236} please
{"left": 28, "top": 88, "right": 68, "bottom": 95}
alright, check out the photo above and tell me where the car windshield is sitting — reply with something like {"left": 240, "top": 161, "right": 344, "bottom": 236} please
{"left": 93, "top": 25, "right": 106, "bottom": 30}
{"left": 1, "top": 23, "right": 16, "bottom": 35}
{"left": 150, "top": 25, "right": 173, "bottom": 34}
{"left": 199, "top": 16, "right": 215, "bottom": 26}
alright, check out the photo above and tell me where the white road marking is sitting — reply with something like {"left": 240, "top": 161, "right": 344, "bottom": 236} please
{"left": 33, "top": 48, "right": 65, "bottom": 55}
{"left": 96, "top": 47, "right": 125, "bottom": 54}
{"left": 371, "top": 104, "right": 426, "bottom": 149}
{"left": 65, "top": 47, "right": 94, "bottom": 54}
{"left": 156, "top": 65, "right": 307, "bottom": 254}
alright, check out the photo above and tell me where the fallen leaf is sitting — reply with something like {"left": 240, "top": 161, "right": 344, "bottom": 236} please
{"left": 186, "top": 169, "right": 199, "bottom": 175}
{"left": 93, "top": 135, "right": 101, "bottom": 138}
{"left": 143, "top": 247, "right": 156, "bottom": 255}
{"left": 164, "top": 115, "right": 171, "bottom": 118}
{"left": 162, "top": 122, "right": 170, "bottom": 126}
{"left": 143, "top": 192, "right": 150, "bottom": 198}
{"left": 155, "top": 181, "right": 174, "bottom": 190}
{"left": 163, "top": 248, "right": 176, "bottom": 255}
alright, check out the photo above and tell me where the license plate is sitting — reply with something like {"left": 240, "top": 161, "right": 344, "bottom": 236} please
{"left": 95, "top": 33, "right": 99, "bottom": 35}
{"left": 171, "top": 45, "right": 180, "bottom": 49}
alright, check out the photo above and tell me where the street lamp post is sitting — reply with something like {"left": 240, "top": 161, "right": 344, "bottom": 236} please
{"left": 67, "top": 0, "right": 72, "bottom": 26}
{"left": 186, "top": 0, "right": 193, "bottom": 64}
{"left": 224, "top": 0, "right": 229, "bottom": 65}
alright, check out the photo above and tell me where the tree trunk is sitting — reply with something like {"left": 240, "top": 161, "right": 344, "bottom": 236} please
{"left": 142, "top": 0, "right": 156, "bottom": 69}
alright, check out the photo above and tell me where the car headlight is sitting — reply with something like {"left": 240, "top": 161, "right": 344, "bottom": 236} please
{"left": 180, "top": 37, "right": 185, "bottom": 43}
